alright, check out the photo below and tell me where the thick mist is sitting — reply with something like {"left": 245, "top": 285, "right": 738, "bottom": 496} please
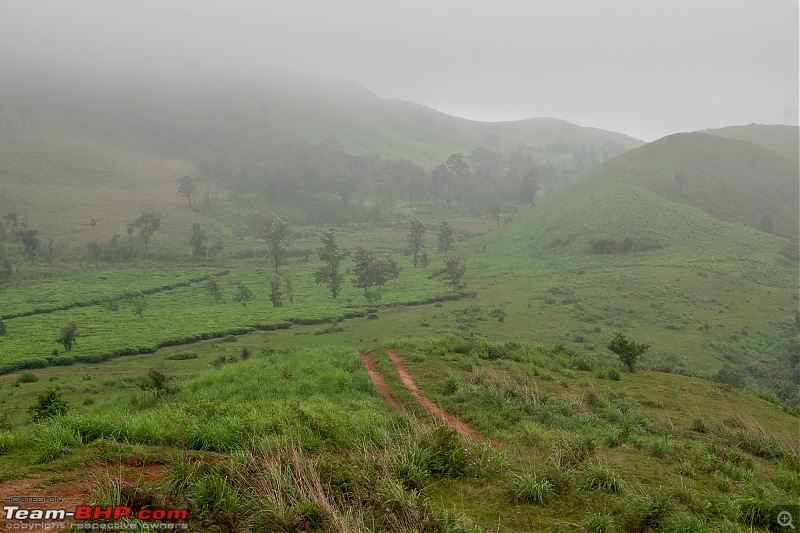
{"left": 1, "top": 0, "right": 797, "bottom": 141}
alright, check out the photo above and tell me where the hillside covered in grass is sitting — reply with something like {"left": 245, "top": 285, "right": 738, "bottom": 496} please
{"left": 705, "top": 124, "right": 799, "bottom": 162}
{"left": 459, "top": 134, "right": 798, "bottom": 407}
{"left": 0, "top": 338, "right": 796, "bottom": 532}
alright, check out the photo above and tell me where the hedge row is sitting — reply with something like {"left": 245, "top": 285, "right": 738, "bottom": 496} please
{"left": 1, "top": 271, "right": 229, "bottom": 321}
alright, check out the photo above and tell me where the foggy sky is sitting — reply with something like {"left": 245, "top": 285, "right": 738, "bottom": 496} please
{"left": 1, "top": 0, "right": 797, "bottom": 141}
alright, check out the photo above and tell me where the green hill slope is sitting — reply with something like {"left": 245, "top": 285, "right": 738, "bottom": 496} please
{"left": 705, "top": 124, "right": 799, "bottom": 162}
{"left": 460, "top": 135, "right": 797, "bottom": 405}
{"left": 557, "top": 132, "right": 799, "bottom": 240}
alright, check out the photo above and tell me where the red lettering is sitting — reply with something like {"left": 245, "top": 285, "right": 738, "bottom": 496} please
{"left": 138, "top": 509, "right": 151, "bottom": 519}
{"left": 113, "top": 506, "right": 131, "bottom": 519}
{"left": 151, "top": 509, "right": 166, "bottom": 520}
{"left": 94, "top": 506, "right": 114, "bottom": 519}
{"left": 167, "top": 509, "right": 188, "bottom": 520}
{"left": 75, "top": 506, "right": 92, "bottom": 520}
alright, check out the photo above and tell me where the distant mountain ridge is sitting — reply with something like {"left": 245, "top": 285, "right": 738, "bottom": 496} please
{"left": 0, "top": 71, "right": 643, "bottom": 167}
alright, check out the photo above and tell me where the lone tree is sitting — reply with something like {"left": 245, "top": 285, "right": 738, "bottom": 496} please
{"left": 131, "top": 296, "right": 148, "bottom": 319}
{"left": 19, "top": 229, "right": 39, "bottom": 264}
{"left": 233, "top": 283, "right": 254, "bottom": 307}
{"left": 269, "top": 274, "right": 283, "bottom": 307}
{"left": 352, "top": 247, "right": 375, "bottom": 292}
{"left": 207, "top": 278, "right": 222, "bottom": 301}
{"left": 314, "top": 229, "right": 347, "bottom": 299}
{"left": 443, "top": 256, "right": 467, "bottom": 292}
{"left": 607, "top": 332, "right": 650, "bottom": 372}
{"left": 251, "top": 214, "right": 291, "bottom": 273}
{"left": 437, "top": 219, "right": 455, "bottom": 254}
{"left": 265, "top": 215, "right": 291, "bottom": 273}
{"left": 133, "top": 210, "right": 161, "bottom": 258}
{"left": 57, "top": 321, "right": 79, "bottom": 351}
{"left": 408, "top": 218, "right": 426, "bottom": 268}
{"left": 28, "top": 388, "right": 68, "bottom": 422}
{"left": 178, "top": 176, "right": 197, "bottom": 207}
{"left": 189, "top": 223, "right": 207, "bottom": 259}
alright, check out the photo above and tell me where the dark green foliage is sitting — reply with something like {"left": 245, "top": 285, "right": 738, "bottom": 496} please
{"left": 408, "top": 218, "right": 426, "bottom": 268}
{"left": 189, "top": 223, "right": 207, "bottom": 258}
{"left": 437, "top": 219, "right": 455, "bottom": 253}
{"left": 139, "top": 369, "right": 172, "bottom": 398}
{"left": 132, "top": 210, "right": 161, "bottom": 257}
{"left": 269, "top": 274, "right": 282, "bottom": 307}
{"left": 206, "top": 278, "right": 222, "bottom": 300}
{"left": 57, "top": 321, "right": 79, "bottom": 351}
{"left": 314, "top": 229, "right": 347, "bottom": 299}
{"left": 352, "top": 247, "right": 401, "bottom": 292}
{"left": 16, "top": 371, "right": 39, "bottom": 384}
{"left": 233, "top": 283, "right": 254, "bottom": 307}
{"left": 420, "top": 426, "right": 469, "bottom": 478}
{"left": 443, "top": 256, "right": 467, "bottom": 292}
{"left": 0, "top": 317, "right": 5, "bottom": 336}
{"left": 130, "top": 295, "right": 148, "bottom": 318}
{"left": 164, "top": 352, "right": 198, "bottom": 361}
{"left": 251, "top": 214, "right": 291, "bottom": 273}
{"left": 28, "top": 388, "right": 68, "bottom": 422}
{"left": 607, "top": 332, "right": 650, "bottom": 372}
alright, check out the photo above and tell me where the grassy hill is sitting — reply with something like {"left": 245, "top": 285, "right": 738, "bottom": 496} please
{"left": 458, "top": 134, "right": 797, "bottom": 405}
{"left": 543, "top": 132, "right": 798, "bottom": 240}
{"left": 0, "top": 336, "right": 796, "bottom": 531}
{"left": 705, "top": 124, "right": 799, "bottom": 162}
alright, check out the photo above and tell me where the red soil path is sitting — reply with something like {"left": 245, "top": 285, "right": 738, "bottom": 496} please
{"left": 360, "top": 351, "right": 502, "bottom": 450}
{"left": 359, "top": 353, "right": 405, "bottom": 412}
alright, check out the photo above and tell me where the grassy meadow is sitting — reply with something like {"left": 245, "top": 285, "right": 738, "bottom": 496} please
{"left": 0, "top": 103, "right": 797, "bottom": 532}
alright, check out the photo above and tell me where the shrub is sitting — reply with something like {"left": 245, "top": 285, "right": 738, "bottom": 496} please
{"left": 164, "top": 352, "right": 198, "bottom": 361}
{"left": 551, "top": 434, "right": 596, "bottom": 469}
{"left": 443, "top": 373, "right": 462, "bottom": 395}
{"left": 623, "top": 491, "right": 675, "bottom": 532}
{"left": 507, "top": 472, "right": 555, "bottom": 504}
{"left": 28, "top": 388, "right": 68, "bottom": 422}
{"left": 420, "top": 426, "right": 468, "bottom": 478}
{"left": 582, "top": 513, "right": 617, "bottom": 533}
{"left": 582, "top": 464, "right": 622, "bottom": 493}
{"left": 607, "top": 332, "right": 650, "bottom": 372}
{"left": 16, "top": 371, "right": 39, "bottom": 384}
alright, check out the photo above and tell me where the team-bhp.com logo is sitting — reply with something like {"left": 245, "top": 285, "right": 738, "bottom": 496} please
{"left": 3, "top": 505, "right": 188, "bottom": 529}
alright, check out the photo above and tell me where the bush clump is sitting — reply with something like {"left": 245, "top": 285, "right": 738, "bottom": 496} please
{"left": 28, "top": 388, "right": 69, "bottom": 422}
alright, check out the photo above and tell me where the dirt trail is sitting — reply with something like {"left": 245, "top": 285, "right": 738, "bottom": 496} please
{"left": 360, "top": 354, "right": 406, "bottom": 412}
{"left": 360, "top": 351, "right": 502, "bottom": 450}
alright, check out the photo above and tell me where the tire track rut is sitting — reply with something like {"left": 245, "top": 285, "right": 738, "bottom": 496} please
{"left": 360, "top": 351, "right": 502, "bottom": 449}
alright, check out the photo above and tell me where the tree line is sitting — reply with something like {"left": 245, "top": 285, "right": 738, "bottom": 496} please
{"left": 190, "top": 137, "right": 620, "bottom": 220}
